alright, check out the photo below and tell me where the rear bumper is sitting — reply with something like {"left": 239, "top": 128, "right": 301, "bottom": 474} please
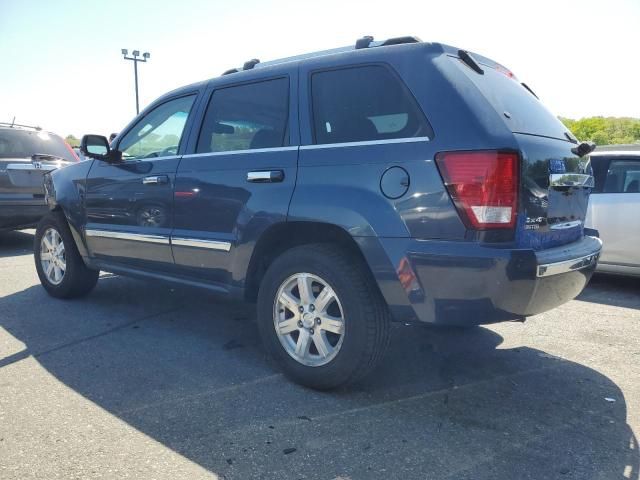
{"left": 367, "top": 235, "right": 602, "bottom": 326}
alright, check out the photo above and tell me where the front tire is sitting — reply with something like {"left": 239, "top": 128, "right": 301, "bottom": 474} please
{"left": 257, "top": 244, "right": 390, "bottom": 390}
{"left": 34, "top": 212, "right": 99, "bottom": 299}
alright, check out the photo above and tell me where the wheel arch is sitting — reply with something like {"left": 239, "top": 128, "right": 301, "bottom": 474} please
{"left": 243, "top": 221, "right": 376, "bottom": 303}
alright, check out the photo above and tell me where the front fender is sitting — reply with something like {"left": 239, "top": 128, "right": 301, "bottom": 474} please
{"left": 45, "top": 161, "right": 93, "bottom": 258}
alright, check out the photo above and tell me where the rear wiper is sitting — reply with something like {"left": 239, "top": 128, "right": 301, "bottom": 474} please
{"left": 571, "top": 141, "right": 596, "bottom": 157}
{"left": 458, "top": 50, "right": 484, "bottom": 74}
{"left": 31, "top": 153, "right": 69, "bottom": 162}
{"left": 521, "top": 82, "right": 538, "bottom": 99}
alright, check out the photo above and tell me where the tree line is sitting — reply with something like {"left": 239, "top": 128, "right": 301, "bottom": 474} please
{"left": 560, "top": 117, "right": 640, "bottom": 145}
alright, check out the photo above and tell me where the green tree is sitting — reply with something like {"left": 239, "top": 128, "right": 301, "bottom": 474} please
{"left": 65, "top": 135, "right": 80, "bottom": 147}
{"left": 559, "top": 117, "right": 640, "bottom": 145}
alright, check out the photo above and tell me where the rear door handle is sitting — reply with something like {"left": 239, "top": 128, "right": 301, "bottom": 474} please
{"left": 247, "top": 170, "right": 284, "bottom": 183}
{"left": 143, "top": 175, "right": 169, "bottom": 185}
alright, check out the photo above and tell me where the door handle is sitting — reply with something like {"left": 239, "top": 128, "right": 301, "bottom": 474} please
{"left": 143, "top": 175, "right": 169, "bottom": 185}
{"left": 247, "top": 170, "right": 284, "bottom": 183}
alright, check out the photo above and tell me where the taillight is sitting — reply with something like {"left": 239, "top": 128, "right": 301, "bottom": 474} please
{"left": 435, "top": 151, "right": 518, "bottom": 230}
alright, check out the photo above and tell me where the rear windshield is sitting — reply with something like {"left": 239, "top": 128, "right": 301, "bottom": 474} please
{"left": 0, "top": 128, "right": 76, "bottom": 161}
{"left": 455, "top": 58, "right": 571, "bottom": 141}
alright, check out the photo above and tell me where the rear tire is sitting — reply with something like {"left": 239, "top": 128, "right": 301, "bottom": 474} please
{"left": 257, "top": 243, "right": 390, "bottom": 390}
{"left": 34, "top": 212, "right": 99, "bottom": 299}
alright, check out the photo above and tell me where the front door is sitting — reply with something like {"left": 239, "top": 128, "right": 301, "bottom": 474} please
{"left": 172, "top": 75, "right": 297, "bottom": 288}
{"left": 84, "top": 94, "right": 197, "bottom": 270}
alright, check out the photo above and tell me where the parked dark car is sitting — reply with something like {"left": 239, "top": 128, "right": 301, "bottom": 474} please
{"left": 0, "top": 123, "right": 78, "bottom": 231}
{"left": 35, "top": 36, "right": 601, "bottom": 389}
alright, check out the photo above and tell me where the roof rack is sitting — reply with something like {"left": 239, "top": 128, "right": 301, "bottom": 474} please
{"left": 222, "top": 58, "right": 261, "bottom": 75}
{"left": 221, "top": 35, "right": 422, "bottom": 75}
{"left": 0, "top": 121, "right": 42, "bottom": 131}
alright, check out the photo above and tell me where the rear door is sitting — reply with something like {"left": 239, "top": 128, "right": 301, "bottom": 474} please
{"left": 587, "top": 156, "right": 640, "bottom": 268}
{"left": 171, "top": 73, "right": 298, "bottom": 287}
{"left": 84, "top": 94, "right": 197, "bottom": 270}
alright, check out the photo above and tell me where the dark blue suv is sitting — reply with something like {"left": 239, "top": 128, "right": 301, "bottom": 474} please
{"left": 36, "top": 36, "right": 602, "bottom": 389}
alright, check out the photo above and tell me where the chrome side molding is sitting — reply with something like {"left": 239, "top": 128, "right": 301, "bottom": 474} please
{"left": 299, "top": 136, "right": 431, "bottom": 151}
{"left": 171, "top": 237, "right": 231, "bottom": 251}
{"left": 549, "top": 173, "right": 594, "bottom": 188}
{"left": 85, "top": 229, "right": 232, "bottom": 252}
{"left": 85, "top": 229, "right": 170, "bottom": 245}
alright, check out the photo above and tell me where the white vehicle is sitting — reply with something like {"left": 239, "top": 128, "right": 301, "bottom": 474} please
{"left": 586, "top": 150, "right": 640, "bottom": 276}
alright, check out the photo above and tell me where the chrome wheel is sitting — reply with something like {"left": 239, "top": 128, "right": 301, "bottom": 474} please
{"left": 273, "top": 273, "right": 345, "bottom": 367}
{"left": 40, "top": 228, "right": 66, "bottom": 285}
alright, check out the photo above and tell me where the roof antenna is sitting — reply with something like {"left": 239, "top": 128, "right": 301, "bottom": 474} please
{"left": 355, "top": 35, "right": 374, "bottom": 49}
{"left": 11, "top": 116, "right": 15, "bottom": 126}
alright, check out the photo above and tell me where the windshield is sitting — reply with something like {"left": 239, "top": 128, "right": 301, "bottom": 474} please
{"left": 0, "top": 128, "right": 77, "bottom": 161}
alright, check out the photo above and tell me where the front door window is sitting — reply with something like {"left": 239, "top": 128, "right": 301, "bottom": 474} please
{"left": 118, "top": 95, "right": 196, "bottom": 160}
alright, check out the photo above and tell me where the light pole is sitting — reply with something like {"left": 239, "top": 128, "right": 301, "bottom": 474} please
{"left": 121, "top": 49, "right": 150, "bottom": 115}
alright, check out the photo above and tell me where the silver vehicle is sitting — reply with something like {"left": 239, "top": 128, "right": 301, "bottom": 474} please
{"left": 586, "top": 150, "right": 640, "bottom": 276}
{"left": 0, "top": 123, "right": 79, "bottom": 231}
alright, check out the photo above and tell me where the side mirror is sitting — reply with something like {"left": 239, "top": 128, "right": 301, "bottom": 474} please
{"left": 80, "top": 134, "right": 121, "bottom": 162}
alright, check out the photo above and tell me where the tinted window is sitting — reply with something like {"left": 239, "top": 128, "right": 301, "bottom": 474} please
{"left": 119, "top": 95, "right": 196, "bottom": 160}
{"left": 603, "top": 159, "right": 640, "bottom": 193}
{"left": 197, "top": 78, "right": 289, "bottom": 153}
{"left": 311, "top": 65, "right": 433, "bottom": 145}
{"left": 0, "top": 129, "right": 77, "bottom": 162}
{"left": 455, "top": 58, "right": 571, "bottom": 141}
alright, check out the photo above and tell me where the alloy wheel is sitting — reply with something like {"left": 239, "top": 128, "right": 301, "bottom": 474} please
{"left": 40, "top": 227, "right": 66, "bottom": 285}
{"left": 273, "top": 273, "right": 345, "bottom": 367}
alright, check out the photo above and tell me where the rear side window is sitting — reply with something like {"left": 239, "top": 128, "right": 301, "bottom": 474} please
{"left": 0, "top": 129, "right": 77, "bottom": 162}
{"left": 603, "top": 159, "right": 640, "bottom": 193}
{"left": 454, "top": 58, "right": 571, "bottom": 141}
{"left": 197, "top": 78, "right": 289, "bottom": 153}
{"left": 311, "top": 65, "right": 433, "bottom": 145}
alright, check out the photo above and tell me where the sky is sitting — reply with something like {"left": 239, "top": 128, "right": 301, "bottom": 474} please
{"left": 1, "top": 0, "right": 639, "bottom": 138}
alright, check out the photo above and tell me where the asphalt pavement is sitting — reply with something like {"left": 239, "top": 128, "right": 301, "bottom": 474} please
{"left": 1, "top": 229, "right": 639, "bottom": 479}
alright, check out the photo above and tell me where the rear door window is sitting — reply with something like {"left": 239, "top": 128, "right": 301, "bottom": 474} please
{"left": 603, "top": 159, "right": 640, "bottom": 193}
{"left": 310, "top": 65, "right": 433, "bottom": 145}
{"left": 196, "top": 78, "right": 290, "bottom": 153}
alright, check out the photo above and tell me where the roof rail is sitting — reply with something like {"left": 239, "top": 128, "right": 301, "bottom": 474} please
{"left": 222, "top": 35, "right": 423, "bottom": 75}
{"left": 355, "top": 35, "right": 374, "bottom": 49}
{"left": 381, "top": 36, "right": 421, "bottom": 46}
{"left": 356, "top": 35, "right": 421, "bottom": 49}
{"left": 243, "top": 58, "right": 260, "bottom": 70}
{"left": 0, "top": 121, "right": 42, "bottom": 131}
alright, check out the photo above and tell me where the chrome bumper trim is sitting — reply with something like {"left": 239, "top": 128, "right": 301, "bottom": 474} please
{"left": 171, "top": 237, "right": 231, "bottom": 251}
{"left": 537, "top": 252, "right": 599, "bottom": 278}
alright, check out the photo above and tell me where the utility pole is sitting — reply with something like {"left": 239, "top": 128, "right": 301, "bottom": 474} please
{"left": 121, "top": 49, "right": 150, "bottom": 115}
